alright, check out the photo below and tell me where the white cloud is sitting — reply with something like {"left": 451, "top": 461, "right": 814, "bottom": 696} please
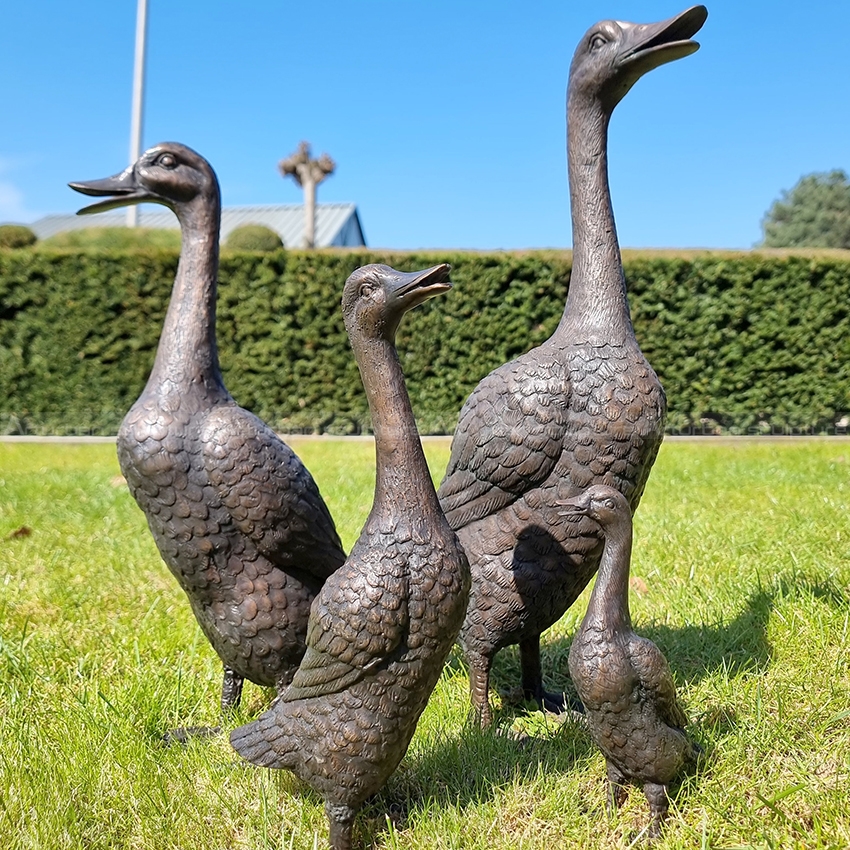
{"left": 0, "top": 182, "right": 29, "bottom": 223}
{"left": 0, "top": 157, "right": 40, "bottom": 224}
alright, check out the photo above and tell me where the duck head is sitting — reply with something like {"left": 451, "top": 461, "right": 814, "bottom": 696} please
{"left": 342, "top": 263, "right": 452, "bottom": 344}
{"left": 569, "top": 5, "right": 707, "bottom": 112}
{"left": 559, "top": 484, "right": 631, "bottom": 532}
{"left": 69, "top": 142, "right": 220, "bottom": 221}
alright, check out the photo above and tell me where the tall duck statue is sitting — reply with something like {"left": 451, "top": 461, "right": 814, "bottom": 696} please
{"left": 437, "top": 6, "right": 707, "bottom": 725}
{"left": 231, "top": 264, "right": 470, "bottom": 850}
{"left": 70, "top": 144, "right": 346, "bottom": 738}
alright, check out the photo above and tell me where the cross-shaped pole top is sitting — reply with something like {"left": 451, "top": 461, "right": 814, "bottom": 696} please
{"left": 279, "top": 142, "right": 335, "bottom": 248}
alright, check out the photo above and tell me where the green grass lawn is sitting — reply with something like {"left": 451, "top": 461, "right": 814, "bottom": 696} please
{"left": 1, "top": 439, "right": 848, "bottom": 849}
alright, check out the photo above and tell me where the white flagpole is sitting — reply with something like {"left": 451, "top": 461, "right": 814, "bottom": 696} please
{"left": 127, "top": 0, "right": 148, "bottom": 228}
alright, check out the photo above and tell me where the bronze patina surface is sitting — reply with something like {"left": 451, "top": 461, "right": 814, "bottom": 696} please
{"left": 70, "top": 144, "right": 346, "bottom": 737}
{"left": 437, "top": 6, "right": 706, "bottom": 726}
{"left": 230, "top": 264, "right": 470, "bottom": 850}
{"left": 562, "top": 485, "right": 701, "bottom": 839}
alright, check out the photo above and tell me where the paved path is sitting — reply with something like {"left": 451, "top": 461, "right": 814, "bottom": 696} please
{"left": 3, "top": 434, "right": 850, "bottom": 444}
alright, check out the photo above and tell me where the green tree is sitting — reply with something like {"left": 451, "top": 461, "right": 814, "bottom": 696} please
{"left": 761, "top": 170, "right": 850, "bottom": 249}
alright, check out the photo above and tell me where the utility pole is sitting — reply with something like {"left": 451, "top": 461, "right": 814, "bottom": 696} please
{"left": 279, "top": 142, "right": 335, "bottom": 248}
{"left": 128, "top": 0, "right": 148, "bottom": 228}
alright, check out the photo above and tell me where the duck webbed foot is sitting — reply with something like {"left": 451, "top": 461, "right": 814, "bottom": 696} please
{"left": 162, "top": 667, "right": 245, "bottom": 745}
{"left": 162, "top": 725, "right": 222, "bottom": 746}
{"left": 533, "top": 687, "right": 585, "bottom": 716}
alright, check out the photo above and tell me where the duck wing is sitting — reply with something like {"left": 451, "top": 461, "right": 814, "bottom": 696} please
{"left": 628, "top": 634, "right": 689, "bottom": 729}
{"left": 201, "top": 406, "right": 345, "bottom": 579}
{"left": 438, "top": 355, "right": 570, "bottom": 529}
{"left": 280, "top": 549, "right": 409, "bottom": 701}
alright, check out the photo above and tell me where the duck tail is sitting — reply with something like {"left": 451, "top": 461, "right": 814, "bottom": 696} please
{"left": 230, "top": 708, "right": 294, "bottom": 769}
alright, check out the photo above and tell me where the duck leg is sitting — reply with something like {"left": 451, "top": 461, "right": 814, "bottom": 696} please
{"left": 221, "top": 665, "right": 244, "bottom": 713}
{"left": 466, "top": 650, "right": 494, "bottom": 727}
{"left": 326, "top": 801, "right": 356, "bottom": 850}
{"left": 606, "top": 761, "right": 628, "bottom": 815}
{"left": 163, "top": 666, "right": 244, "bottom": 745}
{"left": 520, "top": 634, "right": 583, "bottom": 714}
{"left": 643, "top": 781, "right": 670, "bottom": 839}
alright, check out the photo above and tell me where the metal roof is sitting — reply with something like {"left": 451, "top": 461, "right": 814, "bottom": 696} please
{"left": 30, "top": 202, "right": 366, "bottom": 248}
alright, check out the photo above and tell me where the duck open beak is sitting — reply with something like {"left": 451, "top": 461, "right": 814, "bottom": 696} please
{"left": 391, "top": 264, "right": 453, "bottom": 311}
{"left": 617, "top": 5, "right": 707, "bottom": 76}
{"left": 69, "top": 165, "right": 153, "bottom": 215}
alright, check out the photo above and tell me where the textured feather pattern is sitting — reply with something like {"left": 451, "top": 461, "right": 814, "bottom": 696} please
{"left": 569, "top": 625, "right": 698, "bottom": 785}
{"left": 201, "top": 406, "right": 343, "bottom": 579}
{"left": 438, "top": 336, "right": 666, "bottom": 660}
{"left": 78, "top": 141, "right": 346, "bottom": 707}
{"left": 229, "top": 513, "right": 470, "bottom": 807}
{"left": 118, "top": 389, "right": 345, "bottom": 690}
{"left": 231, "top": 262, "right": 471, "bottom": 841}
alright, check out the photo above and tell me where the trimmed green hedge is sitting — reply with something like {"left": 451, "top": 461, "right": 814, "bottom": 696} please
{"left": 2, "top": 248, "right": 850, "bottom": 436}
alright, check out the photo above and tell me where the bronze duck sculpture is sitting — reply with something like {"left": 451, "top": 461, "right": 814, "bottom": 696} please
{"left": 561, "top": 485, "right": 701, "bottom": 839}
{"left": 230, "top": 263, "right": 471, "bottom": 850}
{"left": 70, "top": 143, "right": 346, "bottom": 734}
{"left": 437, "top": 6, "right": 706, "bottom": 726}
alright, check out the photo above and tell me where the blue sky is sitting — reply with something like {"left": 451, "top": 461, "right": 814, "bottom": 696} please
{"left": 1, "top": 1, "right": 848, "bottom": 250}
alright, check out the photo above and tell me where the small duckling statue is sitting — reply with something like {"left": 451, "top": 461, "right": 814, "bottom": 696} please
{"left": 230, "top": 264, "right": 471, "bottom": 850}
{"left": 561, "top": 485, "right": 700, "bottom": 839}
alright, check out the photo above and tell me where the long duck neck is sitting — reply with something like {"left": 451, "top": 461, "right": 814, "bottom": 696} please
{"left": 354, "top": 335, "right": 441, "bottom": 526}
{"left": 584, "top": 518, "right": 633, "bottom": 633}
{"left": 145, "top": 199, "right": 225, "bottom": 396}
{"left": 556, "top": 89, "right": 633, "bottom": 346}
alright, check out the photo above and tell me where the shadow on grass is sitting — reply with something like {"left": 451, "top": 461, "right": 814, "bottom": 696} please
{"left": 351, "top": 572, "right": 849, "bottom": 845}
{"left": 487, "top": 570, "right": 850, "bottom": 717}
{"left": 228, "top": 572, "right": 850, "bottom": 847}
{"left": 251, "top": 712, "right": 594, "bottom": 848}
{"left": 356, "top": 716, "right": 594, "bottom": 845}
{"left": 478, "top": 586, "right": 773, "bottom": 731}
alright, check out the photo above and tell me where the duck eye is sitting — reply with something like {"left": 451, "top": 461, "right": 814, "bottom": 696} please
{"left": 157, "top": 153, "right": 177, "bottom": 169}
{"left": 590, "top": 33, "right": 607, "bottom": 51}
{"left": 359, "top": 283, "right": 375, "bottom": 298}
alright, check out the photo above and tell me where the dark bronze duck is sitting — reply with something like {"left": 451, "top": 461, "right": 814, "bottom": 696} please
{"left": 562, "top": 485, "right": 700, "bottom": 839}
{"left": 230, "top": 263, "right": 470, "bottom": 850}
{"left": 69, "top": 143, "right": 346, "bottom": 733}
{"left": 437, "top": 6, "right": 707, "bottom": 726}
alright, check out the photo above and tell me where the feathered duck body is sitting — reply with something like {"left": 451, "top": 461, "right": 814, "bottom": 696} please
{"left": 442, "top": 335, "right": 665, "bottom": 662}
{"left": 231, "top": 264, "right": 470, "bottom": 850}
{"left": 437, "top": 5, "right": 707, "bottom": 725}
{"left": 563, "top": 485, "right": 700, "bottom": 836}
{"left": 118, "top": 393, "right": 343, "bottom": 691}
{"left": 70, "top": 143, "right": 345, "bottom": 711}
{"left": 232, "top": 513, "right": 468, "bottom": 804}
{"left": 569, "top": 625, "right": 696, "bottom": 786}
